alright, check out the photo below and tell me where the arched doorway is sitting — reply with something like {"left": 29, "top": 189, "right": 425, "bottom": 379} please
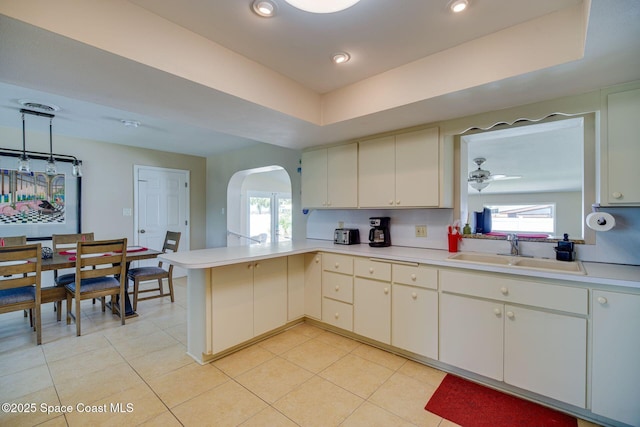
{"left": 227, "top": 166, "right": 292, "bottom": 246}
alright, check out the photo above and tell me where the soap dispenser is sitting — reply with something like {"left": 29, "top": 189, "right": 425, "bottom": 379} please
{"left": 554, "top": 233, "right": 575, "bottom": 262}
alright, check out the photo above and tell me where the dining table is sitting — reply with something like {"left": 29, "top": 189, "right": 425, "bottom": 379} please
{"left": 40, "top": 246, "right": 162, "bottom": 318}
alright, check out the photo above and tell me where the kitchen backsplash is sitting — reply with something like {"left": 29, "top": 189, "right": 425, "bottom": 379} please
{"left": 306, "top": 207, "right": 640, "bottom": 266}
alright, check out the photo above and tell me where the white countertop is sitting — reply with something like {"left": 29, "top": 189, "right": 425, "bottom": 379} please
{"left": 161, "top": 239, "right": 640, "bottom": 290}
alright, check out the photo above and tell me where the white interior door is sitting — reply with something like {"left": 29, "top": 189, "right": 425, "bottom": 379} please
{"left": 134, "top": 165, "right": 189, "bottom": 277}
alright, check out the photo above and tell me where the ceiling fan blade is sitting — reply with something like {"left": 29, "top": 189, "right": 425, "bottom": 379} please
{"left": 489, "top": 174, "right": 521, "bottom": 181}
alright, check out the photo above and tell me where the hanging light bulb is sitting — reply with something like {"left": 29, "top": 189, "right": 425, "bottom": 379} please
{"left": 17, "top": 112, "right": 31, "bottom": 173}
{"left": 72, "top": 159, "right": 83, "bottom": 177}
{"left": 45, "top": 117, "right": 57, "bottom": 176}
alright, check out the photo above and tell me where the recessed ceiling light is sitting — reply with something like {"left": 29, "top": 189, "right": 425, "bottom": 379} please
{"left": 449, "top": 0, "right": 469, "bottom": 13}
{"left": 121, "top": 119, "right": 140, "bottom": 128}
{"left": 332, "top": 52, "right": 351, "bottom": 65}
{"left": 252, "top": 0, "right": 277, "bottom": 17}
{"left": 18, "top": 99, "right": 61, "bottom": 112}
{"left": 285, "top": 0, "right": 360, "bottom": 14}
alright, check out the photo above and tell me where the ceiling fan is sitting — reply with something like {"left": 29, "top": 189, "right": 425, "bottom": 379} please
{"left": 468, "top": 157, "right": 521, "bottom": 192}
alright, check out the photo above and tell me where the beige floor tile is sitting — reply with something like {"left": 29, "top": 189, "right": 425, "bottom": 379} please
{"left": 351, "top": 343, "right": 407, "bottom": 371}
{"left": 282, "top": 337, "right": 347, "bottom": 373}
{"left": 138, "top": 410, "right": 183, "bottom": 426}
{"left": 47, "top": 345, "right": 125, "bottom": 384}
{"left": 109, "top": 329, "right": 179, "bottom": 359}
{"left": 147, "top": 362, "right": 229, "bottom": 408}
{"left": 64, "top": 383, "right": 166, "bottom": 427}
{"left": 172, "top": 380, "right": 268, "bottom": 426}
{"left": 342, "top": 401, "right": 417, "bottom": 427}
{"left": 0, "top": 363, "right": 53, "bottom": 401}
{"left": 127, "top": 342, "right": 193, "bottom": 380}
{"left": 258, "top": 328, "right": 311, "bottom": 354}
{"left": 42, "top": 332, "right": 112, "bottom": 363}
{"left": 240, "top": 407, "right": 299, "bottom": 426}
{"left": 274, "top": 376, "right": 363, "bottom": 427}
{"left": 438, "top": 418, "right": 463, "bottom": 427}
{"left": 288, "top": 322, "right": 324, "bottom": 338}
{"left": 0, "top": 386, "right": 61, "bottom": 427}
{"left": 35, "top": 415, "right": 69, "bottom": 427}
{"left": 368, "top": 371, "right": 441, "bottom": 426}
{"left": 397, "top": 360, "right": 447, "bottom": 388}
{"left": 0, "top": 344, "right": 46, "bottom": 377}
{"left": 319, "top": 353, "right": 394, "bottom": 399}
{"left": 314, "top": 330, "right": 360, "bottom": 352}
{"left": 163, "top": 322, "right": 188, "bottom": 345}
{"left": 56, "top": 362, "right": 144, "bottom": 407}
{"left": 213, "top": 344, "right": 275, "bottom": 378}
{"left": 236, "top": 357, "right": 314, "bottom": 403}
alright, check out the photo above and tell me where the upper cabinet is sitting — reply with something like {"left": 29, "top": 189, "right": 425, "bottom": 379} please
{"left": 601, "top": 87, "right": 640, "bottom": 205}
{"left": 301, "top": 143, "right": 358, "bottom": 209}
{"left": 359, "top": 127, "right": 446, "bottom": 208}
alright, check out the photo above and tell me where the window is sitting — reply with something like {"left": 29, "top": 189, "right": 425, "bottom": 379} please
{"left": 485, "top": 204, "right": 555, "bottom": 236}
{"left": 247, "top": 191, "right": 292, "bottom": 243}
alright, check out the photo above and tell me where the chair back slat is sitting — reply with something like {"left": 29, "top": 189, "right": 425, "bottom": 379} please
{"left": 0, "top": 235, "right": 27, "bottom": 247}
{"left": 158, "top": 231, "right": 181, "bottom": 269}
{"left": 0, "top": 244, "right": 41, "bottom": 293}
{"left": 52, "top": 233, "right": 95, "bottom": 253}
{"left": 75, "top": 239, "right": 127, "bottom": 282}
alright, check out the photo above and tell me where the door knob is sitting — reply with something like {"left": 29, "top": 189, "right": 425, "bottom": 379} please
{"left": 139, "top": 229, "right": 146, "bottom": 234}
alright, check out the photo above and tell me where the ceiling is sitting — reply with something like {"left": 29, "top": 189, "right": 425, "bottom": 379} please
{"left": 0, "top": 0, "right": 639, "bottom": 157}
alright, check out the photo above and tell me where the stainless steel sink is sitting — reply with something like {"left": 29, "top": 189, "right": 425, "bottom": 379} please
{"left": 448, "top": 252, "right": 585, "bottom": 274}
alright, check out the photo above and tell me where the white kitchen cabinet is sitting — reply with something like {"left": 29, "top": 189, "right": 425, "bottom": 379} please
{"left": 602, "top": 87, "right": 640, "bottom": 205}
{"left": 392, "top": 284, "right": 438, "bottom": 359}
{"left": 303, "top": 253, "right": 322, "bottom": 320}
{"left": 301, "top": 143, "right": 358, "bottom": 208}
{"left": 210, "top": 263, "right": 254, "bottom": 353}
{"left": 358, "top": 127, "right": 441, "bottom": 208}
{"left": 439, "top": 270, "right": 587, "bottom": 407}
{"left": 210, "top": 258, "right": 287, "bottom": 353}
{"left": 287, "top": 254, "right": 305, "bottom": 321}
{"left": 592, "top": 290, "right": 640, "bottom": 426}
{"left": 321, "top": 253, "right": 354, "bottom": 330}
{"left": 353, "top": 259, "right": 391, "bottom": 344}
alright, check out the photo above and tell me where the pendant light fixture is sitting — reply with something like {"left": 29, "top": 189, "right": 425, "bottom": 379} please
{"left": 45, "top": 116, "right": 57, "bottom": 176}
{"left": 17, "top": 112, "right": 30, "bottom": 173}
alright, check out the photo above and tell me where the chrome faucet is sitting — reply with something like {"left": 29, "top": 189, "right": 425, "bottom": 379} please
{"left": 507, "top": 233, "right": 519, "bottom": 256}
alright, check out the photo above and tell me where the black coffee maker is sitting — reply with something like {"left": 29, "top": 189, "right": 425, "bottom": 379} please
{"left": 368, "top": 217, "right": 391, "bottom": 247}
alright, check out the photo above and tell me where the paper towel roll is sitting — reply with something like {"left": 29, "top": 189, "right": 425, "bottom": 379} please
{"left": 586, "top": 212, "right": 616, "bottom": 231}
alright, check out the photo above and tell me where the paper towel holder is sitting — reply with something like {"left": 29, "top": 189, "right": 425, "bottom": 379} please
{"left": 590, "top": 203, "right": 611, "bottom": 225}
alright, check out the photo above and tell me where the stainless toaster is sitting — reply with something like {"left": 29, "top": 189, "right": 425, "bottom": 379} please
{"left": 334, "top": 228, "right": 360, "bottom": 245}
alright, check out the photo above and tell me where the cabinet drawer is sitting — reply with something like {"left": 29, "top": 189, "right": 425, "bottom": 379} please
{"left": 392, "top": 264, "right": 437, "bottom": 289}
{"left": 322, "top": 271, "right": 353, "bottom": 303}
{"left": 322, "top": 297, "right": 353, "bottom": 331}
{"left": 322, "top": 253, "right": 353, "bottom": 275}
{"left": 440, "top": 270, "right": 587, "bottom": 315}
{"left": 354, "top": 258, "right": 391, "bottom": 281}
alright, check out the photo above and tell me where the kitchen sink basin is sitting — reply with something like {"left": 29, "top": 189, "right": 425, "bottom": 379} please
{"left": 448, "top": 252, "right": 585, "bottom": 274}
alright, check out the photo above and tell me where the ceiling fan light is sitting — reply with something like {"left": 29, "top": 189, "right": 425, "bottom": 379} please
{"left": 469, "top": 180, "right": 489, "bottom": 192}
{"left": 252, "top": 0, "right": 277, "bottom": 17}
{"left": 450, "top": 0, "right": 469, "bottom": 13}
{"left": 285, "top": 0, "right": 360, "bottom": 14}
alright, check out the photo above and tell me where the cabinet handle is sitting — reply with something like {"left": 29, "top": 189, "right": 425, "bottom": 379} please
{"left": 335, "top": 285, "right": 340, "bottom": 292}
{"left": 315, "top": 257, "right": 320, "bottom": 263}
{"left": 597, "top": 296, "right": 608, "bottom": 305}
{"left": 383, "top": 287, "right": 389, "bottom": 294}
{"left": 411, "top": 274, "right": 417, "bottom": 281}
{"left": 612, "top": 192, "right": 623, "bottom": 199}
{"left": 396, "top": 200, "right": 401, "bottom": 205}
{"left": 389, "top": 200, "right": 394, "bottom": 205}
{"left": 369, "top": 267, "right": 374, "bottom": 274}
{"left": 255, "top": 263, "right": 260, "bottom": 268}
{"left": 500, "top": 287, "right": 509, "bottom": 295}
{"left": 411, "top": 292, "right": 418, "bottom": 300}
{"left": 335, "top": 263, "right": 339, "bottom": 269}
{"left": 334, "top": 312, "right": 340, "bottom": 319}
{"left": 327, "top": 200, "right": 332, "bottom": 206}
{"left": 247, "top": 264, "right": 253, "bottom": 270}
{"left": 493, "top": 308, "right": 502, "bottom": 316}
{"left": 506, "top": 311, "right": 515, "bottom": 319}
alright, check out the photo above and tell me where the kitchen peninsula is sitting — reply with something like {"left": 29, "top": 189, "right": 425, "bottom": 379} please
{"left": 161, "top": 241, "right": 640, "bottom": 427}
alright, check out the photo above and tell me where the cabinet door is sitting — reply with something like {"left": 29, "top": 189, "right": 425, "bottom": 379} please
{"left": 440, "top": 293, "right": 503, "bottom": 381}
{"left": 301, "top": 149, "right": 328, "bottom": 208}
{"left": 287, "top": 255, "right": 305, "bottom": 321}
{"left": 392, "top": 284, "right": 438, "bottom": 359}
{"left": 606, "top": 88, "right": 640, "bottom": 204}
{"left": 211, "top": 263, "right": 254, "bottom": 353}
{"left": 254, "top": 257, "right": 288, "bottom": 336}
{"left": 304, "top": 253, "right": 322, "bottom": 320}
{"left": 327, "top": 144, "right": 358, "bottom": 208}
{"left": 592, "top": 290, "right": 640, "bottom": 426}
{"left": 504, "top": 305, "right": 586, "bottom": 408}
{"left": 358, "top": 136, "right": 395, "bottom": 207}
{"left": 395, "top": 128, "right": 439, "bottom": 207}
{"left": 354, "top": 277, "right": 391, "bottom": 344}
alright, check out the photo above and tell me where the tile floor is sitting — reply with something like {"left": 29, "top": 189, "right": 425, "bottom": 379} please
{"left": 0, "top": 277, "right": 602, "bottom": 427}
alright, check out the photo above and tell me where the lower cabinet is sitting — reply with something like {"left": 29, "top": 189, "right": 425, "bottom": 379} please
{"left": 303, "top": 253, "right": 322, "bottom": 320}
{"left": 321, "top": 253, "right": 354, "bottom": 330}
{"left": 210, "top": 257, "right": 287, "bottom": 353}
{"left": 592, "top": 290, "right": 640, "bottom": 426}
{"left": 354, "top": 277, "right": 391, "bottom": 344}
{"left": 391, "top": 284, "right": 438, "bottom": 359}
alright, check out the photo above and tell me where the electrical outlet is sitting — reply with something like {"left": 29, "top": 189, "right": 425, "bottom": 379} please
{"left": 415, "top": 225, "right": 427, "bottom": 237}
{"left": 338, "top": 221, "right": 344, "bottom": 228}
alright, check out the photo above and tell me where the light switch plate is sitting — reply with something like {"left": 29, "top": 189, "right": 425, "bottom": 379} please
{"left": 122, "top": 208, "right": 132, "bottom": 217}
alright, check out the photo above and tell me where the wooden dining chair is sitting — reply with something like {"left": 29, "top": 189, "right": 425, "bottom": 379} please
{"left": 0, "top": 243, "right": 42, "bottom": 345}
{"left": 127, "top": 231, "right": 180, "bottom": 311}
{"left": 66, "top": 238, "right": 127, "bottom": 336}
{"left": 1, "top": 235, "right": 27, "bottom": 247}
